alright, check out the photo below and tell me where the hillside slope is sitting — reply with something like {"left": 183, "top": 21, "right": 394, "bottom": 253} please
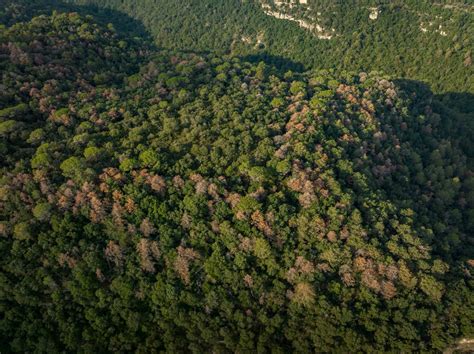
{"left": 0, "top": 12, "right": 473, "bottom": 352}
{"left": 44, "top": 0, "right": 474, "bottom": 95}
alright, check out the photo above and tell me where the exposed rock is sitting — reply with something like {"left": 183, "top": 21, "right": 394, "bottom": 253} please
{"left": 369, "top": 7, "right": 379, "bottom": 20}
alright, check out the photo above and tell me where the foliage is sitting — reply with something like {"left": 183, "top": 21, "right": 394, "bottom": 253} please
{"left": 45, "top": 0, "right": 474, "bottom": 95}
{"left": 0, "top": 10, "right": 472, "bottom": 354}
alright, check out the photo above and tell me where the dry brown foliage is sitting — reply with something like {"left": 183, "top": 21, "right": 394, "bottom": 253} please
{"left": 243, "top": 274, "right": 254, "bottom": 288}
{"left": 148, "top": 175, "right": 166, "bottom": 193}
{"left": 137, "top": 238, "right": 160, "bottom": 273}
{"left": 239, "top": 237, "right": 252, "bottom": 252}
{"left": 172, "top": 175, "right": 185, "bottom": 189}
{"left": 381, "top": 280, "right": 397, "bottom": 299}
{"left": 105, "top": 240, "right": 124, "bottom": 268}
{"left": 58, "top": 253, "right": 77, "bottom": 268}
{"left": 125, "top": 197, "right": 136, "bottom": 213}
{"left": 226, "top": 193, "right": 241, "bottom": 208}
{"left": 251, "top": 210, "right": 273, "bottom": 237}
{"left": 174, "top": 246, "right": 199, "bottom": 285}
{"left": 140, "top": 218, "right": 155, "bottom": 237}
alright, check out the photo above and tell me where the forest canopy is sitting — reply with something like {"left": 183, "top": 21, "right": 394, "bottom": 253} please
{"left": 0, "top": 2, "right": 473, "bottom": 353}
{"left": 51, "top": 0, "right": 474, "bottom": 94}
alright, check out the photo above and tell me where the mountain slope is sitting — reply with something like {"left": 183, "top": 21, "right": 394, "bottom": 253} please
{"left": 0, "top": 12, "right": 473, "bottom": 352}
{"left": 42, "top": 0, "right": 474, "bottom": 95}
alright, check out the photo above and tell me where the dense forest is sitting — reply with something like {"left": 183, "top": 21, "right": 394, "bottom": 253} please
{"left": 0, "top": 1, "right": 473, "bottom": 353}
{"left": 2, "top": 0, "right": 473, "bottom": 95}
{"left": 49, "top": 0, "right": 473, "bottom": 95}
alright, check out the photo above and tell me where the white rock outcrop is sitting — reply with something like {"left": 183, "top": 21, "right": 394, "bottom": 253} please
{"left": 369, "top": 7, "right": 379, "bottom": 20}
{"left": 260, "top": 3, "right": 334, "bottom": 39}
